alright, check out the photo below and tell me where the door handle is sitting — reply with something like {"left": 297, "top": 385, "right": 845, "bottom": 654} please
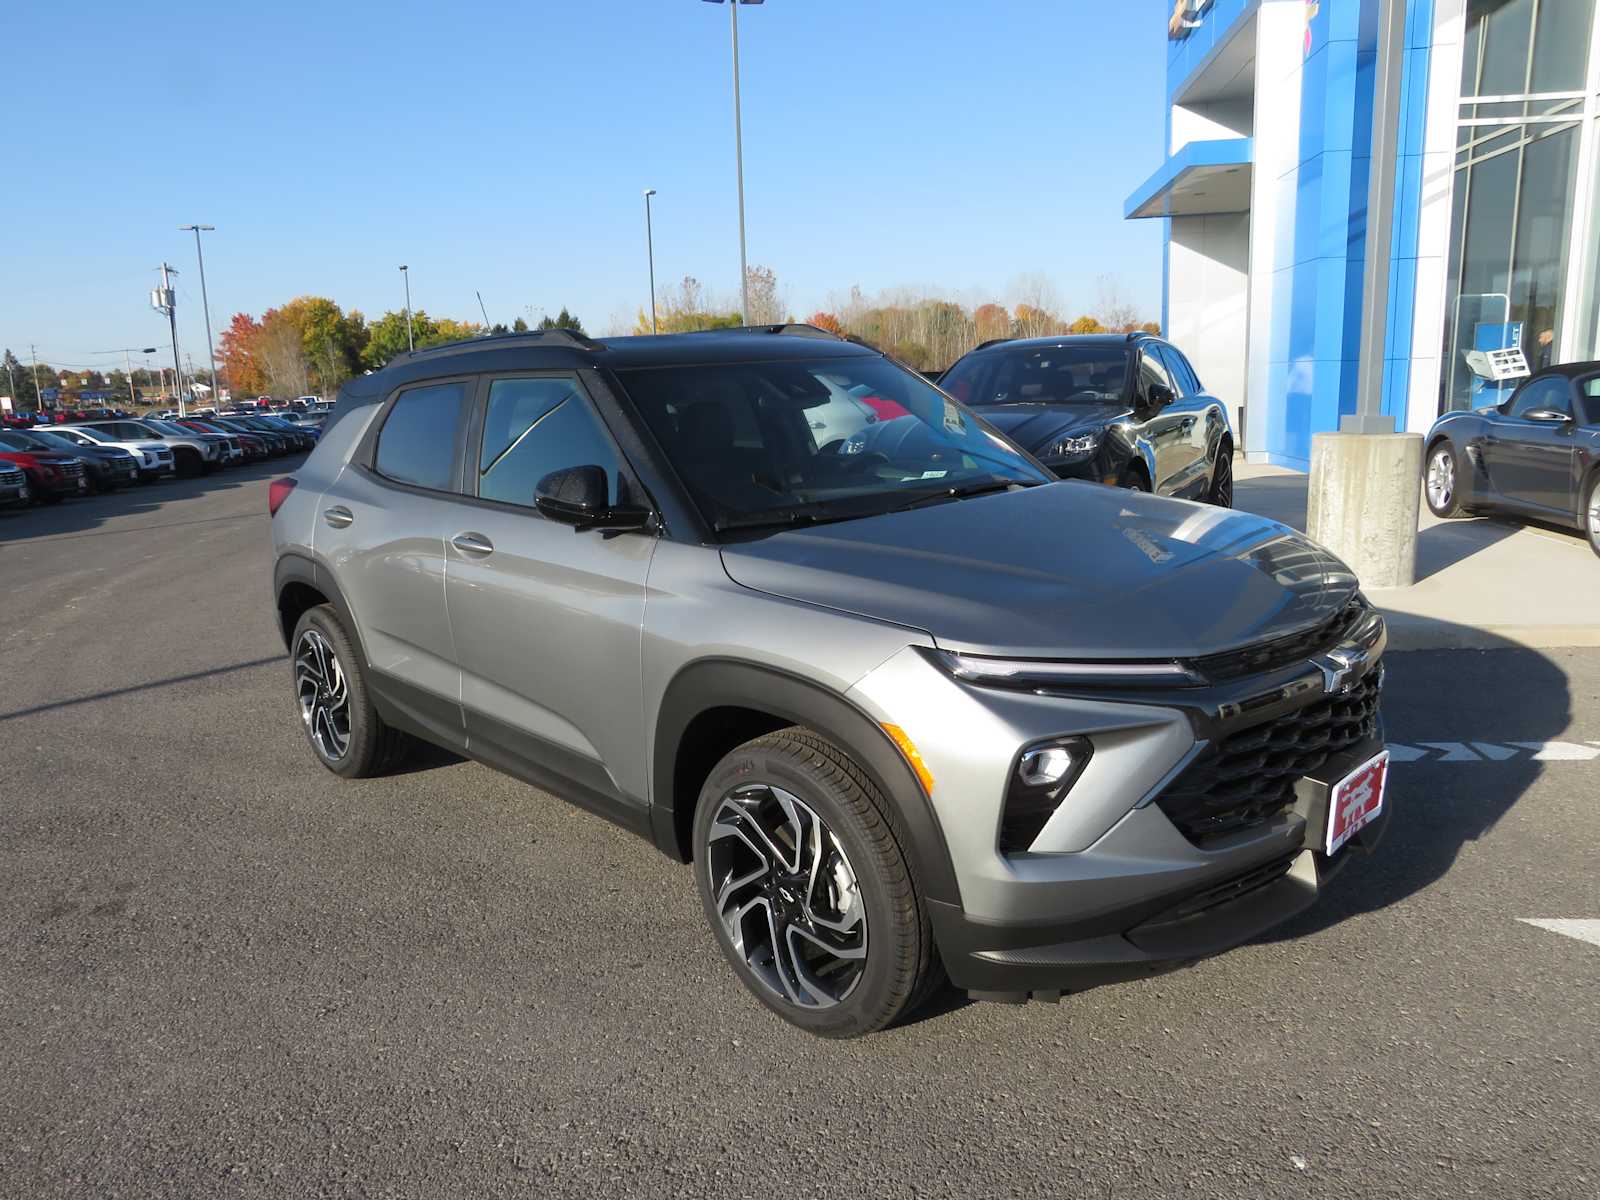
{"left": 451, "top": 531, "right": 495, "bottom": 557}
{"left": 323, "top": 505, "right": 354, "bottom": 529}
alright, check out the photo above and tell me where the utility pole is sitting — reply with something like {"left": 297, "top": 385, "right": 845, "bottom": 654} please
{"left": 179, "top": 225, "right": 219, "bottom": 410}
{"left": 29, "top": 344, "right": 43, "bottom": 413}
{"left": 644, "top": 188, "right": 659, "bottom": 334}
{"left": 399, "top": 265, "right": 414, "bottom": 351}
{"left": 152, "top": 263, "right": 185, "bottom": 417}
{"left": 730, "top": 0, "right": 751, "bottom": 322}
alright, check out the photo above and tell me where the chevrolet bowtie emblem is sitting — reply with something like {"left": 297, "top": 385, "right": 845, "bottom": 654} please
{"left": 1313, "top": 645, "right": 1365, "bottom": 694}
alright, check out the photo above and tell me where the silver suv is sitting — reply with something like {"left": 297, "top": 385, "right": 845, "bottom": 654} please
{"left": 269, "top": 326, "right": 1392, "bottom": 1038}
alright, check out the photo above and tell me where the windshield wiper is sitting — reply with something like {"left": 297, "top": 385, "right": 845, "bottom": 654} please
{"left": 891, "top": 478, "right": 1039, "bottom": 512}
{"left": 712, "top": 507, "right": 858, "bottom": 533}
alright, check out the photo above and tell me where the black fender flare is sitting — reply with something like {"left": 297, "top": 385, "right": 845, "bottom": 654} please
{"left": 272, "top": 552, "right": 367, "bottom": 665}
{"left": 650, "top": 658, "right": 962, "bottom": 907}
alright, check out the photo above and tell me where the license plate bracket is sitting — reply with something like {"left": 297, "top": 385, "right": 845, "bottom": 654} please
{"left": 1325, "top": 749, "right": 1389, "bottom": 856}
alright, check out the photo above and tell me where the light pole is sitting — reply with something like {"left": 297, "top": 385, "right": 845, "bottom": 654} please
{"left": 179, "top": 224, "right": 220, "bottom": 405}
{"left": 643, "top": 188, "right": 659, "bottom": 334}
{"left": 703, "top": 0, "right": 763, "bottom": 323}
{"left": 399, "top": 265, "right": 414, "bottom": 351}
{"left": 104, "top": 347, "right": 159, "bottom": 408}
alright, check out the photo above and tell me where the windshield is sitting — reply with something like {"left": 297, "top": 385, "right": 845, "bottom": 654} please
{"left": 942, "top": 345, "right": 1132, "bottom": 407}
{"left": 21, "top": 430, "right": 81, "bottom": 452}
{"left": 56, "top": 427, "right": 106, "bottom": 444}
{"left": 616, "top": 355, "right": 1049, "bottom": 531}
{"left": 146, "top": 420, "right": 189, "bottom": 435}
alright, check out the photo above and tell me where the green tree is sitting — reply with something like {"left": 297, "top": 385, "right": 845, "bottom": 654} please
{"left": 362, "top": 309, "right": 440, "bottom": 370}
{"left": 537, "top": 307, "right": 584, "bottom": 333}
{"left": 511, "top": 316, "right": 529, "bottom": 333}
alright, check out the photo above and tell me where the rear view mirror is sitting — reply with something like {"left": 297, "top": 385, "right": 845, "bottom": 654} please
{"left": 535, "top": 465, "right": 653, "bottom": 533}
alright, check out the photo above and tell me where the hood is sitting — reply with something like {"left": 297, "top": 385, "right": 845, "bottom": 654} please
{"left": 718, "top": 482, "right": 1358, "bottom": 659}
{"left": 973, "top": 403, "right": 1127, "bottom": 452}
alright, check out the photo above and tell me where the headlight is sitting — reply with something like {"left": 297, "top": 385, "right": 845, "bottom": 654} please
{"left": 931, "top": 648, "right": 1200, "bottom": 689}
{"left": 1045, "top": 430, "right": 1102, "bottom": 459}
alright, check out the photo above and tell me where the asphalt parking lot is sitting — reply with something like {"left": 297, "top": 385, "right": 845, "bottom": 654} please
{"left": 2, "top": 471, "right": 1597, "bottom": 1199}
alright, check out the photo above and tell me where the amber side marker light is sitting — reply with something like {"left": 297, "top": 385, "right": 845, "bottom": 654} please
{"left": 881, "top": 723, "right": 935, "bottom": 796}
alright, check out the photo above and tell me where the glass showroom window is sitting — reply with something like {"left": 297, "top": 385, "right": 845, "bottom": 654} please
{"left": 1442, "top": 0, "right": 1597, "bottom": 413}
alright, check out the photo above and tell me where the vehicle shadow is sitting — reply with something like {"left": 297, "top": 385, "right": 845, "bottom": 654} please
{"left": 0, "top": 455, "right": 306, "bottom": 545}
{"left": 1259, "top": 621, "right": 1569, "bottom": 943}
{"left": 1235, "top": 472, "right": 1522, "bottom": 581}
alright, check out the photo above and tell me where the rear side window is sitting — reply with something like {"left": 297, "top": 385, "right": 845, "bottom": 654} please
{"left": 375, "top": 381, "right": 469, "bottom": 491}
{"left": 1158, "top": 344, "right": 1203, "bottom": 395}
{"left": 477, "top": 377, "right": 622, "bottom": 508}
{"left": 1578, "top": 375, "right": 1600, "bottom": 425}
{"left": 1138, "top": 349, "right": 1175, "bottom": 401}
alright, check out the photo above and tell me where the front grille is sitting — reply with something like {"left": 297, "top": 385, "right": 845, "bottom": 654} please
{"left": 1187, "top": 600, "right": 1365, "bottom": 682}
{"left": 58, "top": 461, "right": 84, "bottom": 479}
{"left": 1156, "top": 671, "right": 1383, "bottom": 844}
{"left": 0, "top": 467, "right": 23, "bottom": 486}
{"left": 1158, "top": 851, "right": 1300, "bottom": 923}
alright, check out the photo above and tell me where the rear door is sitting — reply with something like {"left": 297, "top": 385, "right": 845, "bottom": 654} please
{"left": 315, "top": 378, "right": 472, "bottom": 747}
{"left": 1156, "top": 341, "right": 1216, "bottom": 491}
{"left": 1134, "top": 346, "right": 1199, "bottom": 495}
{"left": 442, "top": 372, "right": 655, "bottom": 821}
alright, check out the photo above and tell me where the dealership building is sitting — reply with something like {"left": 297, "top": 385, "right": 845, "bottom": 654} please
{"left": 1126, "top": 0, "right": 1600, "bottom": 468}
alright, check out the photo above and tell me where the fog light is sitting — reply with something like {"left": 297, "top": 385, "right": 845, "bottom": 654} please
{"left": 1000, "top": 736, "right": 1092, "bottom": 855}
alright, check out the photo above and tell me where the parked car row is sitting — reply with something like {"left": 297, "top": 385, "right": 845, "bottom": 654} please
{"left": 0, "top": 413, "right": 314, "bottom": 509}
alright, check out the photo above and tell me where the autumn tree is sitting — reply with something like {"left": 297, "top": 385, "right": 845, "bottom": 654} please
{"left": 1012, "top": 303, "right": 1060, "bottom": 339}
{"left": 973, "top": 303, "right": 1010, "bottom": 343}
{"left": 1067, "top": 315, "right": 1105, "bottom": 335}
{"left": 806, "top": 311, "right": 844, "bottom": 337}
{"left": 218, "top": 312, "right": 267, "bottom": 394}
{"left": 634, "top": 276, "right": 741, "bottom": 334}
{"left": 1095, "top": 276, "right": 1146, "bottom": 333}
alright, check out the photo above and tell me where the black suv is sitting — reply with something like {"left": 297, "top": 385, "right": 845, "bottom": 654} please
{"left": 937, "top": 332, "right": 1233, "bottom": 504}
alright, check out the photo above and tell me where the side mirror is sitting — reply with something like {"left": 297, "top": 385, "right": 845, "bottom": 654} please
{"left": 1142, "top": 383, "right": 1176, "bottom": 415}
{"left": 535, "top": 465, "right": 653, "bottom": 533}
{"left": 1524, "top": 407, "right": 1573, "bottom": 423}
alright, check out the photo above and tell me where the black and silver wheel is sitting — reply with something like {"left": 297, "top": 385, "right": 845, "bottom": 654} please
{"left": 289, "top": 605, "right": 411, "bottom": 778}
{"left": 1206, "top": 445, "right": 1234, "bottom": 507}
{"left": 1424, "top": 440, "right": 1465, "bottom": 517}
{"left": 1583, "top": 473, "right": 1600, "bottom": 560}
{"left": 693, "top": 728, "right": 938, "bottom": 1038}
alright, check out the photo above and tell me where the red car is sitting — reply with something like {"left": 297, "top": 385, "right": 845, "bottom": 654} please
{"left": 178, "top": 419, "right": 269, "bottom": 461}
{"left": 0, "top": 445, "right": 88, "bottom": 503}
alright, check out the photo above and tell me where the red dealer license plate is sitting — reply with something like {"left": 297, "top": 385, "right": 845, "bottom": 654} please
{"left": 1326, "top": 749, "right": 1389, "bottom": 855}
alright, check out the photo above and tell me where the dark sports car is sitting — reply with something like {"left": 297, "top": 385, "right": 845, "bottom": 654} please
{"left": 937, "top": 332, "right": 1234, "bottom": 504}
{"left": 1423, "top": 362, "right": 1600, "bottom": 558}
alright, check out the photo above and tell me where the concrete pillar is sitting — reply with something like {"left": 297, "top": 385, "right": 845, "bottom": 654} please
{"left": 1306, "top": 432, "right": 1424, "bottom": 589}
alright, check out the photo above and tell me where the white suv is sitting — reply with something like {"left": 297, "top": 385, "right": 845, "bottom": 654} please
{"left": 40, "top": 426, "right": 175, "bottom": 481}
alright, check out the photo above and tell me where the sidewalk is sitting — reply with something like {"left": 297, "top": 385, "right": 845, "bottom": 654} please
{"left": 1235, "top": 460, "right": 1599, "bottom": 651}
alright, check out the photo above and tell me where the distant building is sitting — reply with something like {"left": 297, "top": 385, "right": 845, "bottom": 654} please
{"left": 1128, "top": 0, "right": 1599, "bottom": 468}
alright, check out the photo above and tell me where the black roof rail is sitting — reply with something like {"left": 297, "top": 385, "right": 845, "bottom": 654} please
{"left": 973, "top": 337, "right": 1014, "bottom": 352}
{"left": 400, "top": 327, "right": 608, "bottom": 362}
{"left": 695, "top": 322, "right": 844, "bottom": 341}
{"left": 1124, "top": 330, "right": 1153, "bottom": 341}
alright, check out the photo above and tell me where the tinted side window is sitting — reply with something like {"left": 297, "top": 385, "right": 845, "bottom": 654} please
{"left": 1508, "top": 376, "right": 1571, "bottom": 418}
{"left": 1578, "top": 375, "right": 1600, "bottom": 425}
{"left": 1158, "top": 344, "right": 1203, "bottom": 395}
{"left": 477, "top": 377, "right": 622, "bottom": 509}
{"left": 374, "top": 381, "right": 468, "bottom": 491}
{"left": 1138, "top": 349, "right": 1174, "bottom": 402}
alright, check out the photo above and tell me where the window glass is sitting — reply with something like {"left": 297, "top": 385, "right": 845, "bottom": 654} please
{"left": 1508, "top": 376, "right": 1570, "bottom": 417}
{"left": 374, "top": 381, "right": 468, "bottom": 491}
{"left": 1530, "top": 0, "right": 1591, "bottom": 92}
{"left": 617, "top": 356, "right": 1049, "bottom": 532}
{"left": 477, "top": 377, "right": 622, "bottom": 508}
{"left": 941, "top": 346, "right": 1130, "bottom": 406}
{"left": 1467, "top": 0, "right": 1534, "bottom": 98}
{"left": 1578, "top": 375, "right": 1600, "bottom": 425}
{"left": 1156, "top": 344, "right": 1201, "bottom": 395}
{"left": 1138, "top": 348, "right": 1174, "bottom": 401}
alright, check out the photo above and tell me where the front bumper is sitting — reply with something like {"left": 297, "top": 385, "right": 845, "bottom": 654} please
{"left": 928, "top": 731, "right": 1390, "bottom": 1000}
{"left": 0, "top": 483, "right": 28, "bottom": 507}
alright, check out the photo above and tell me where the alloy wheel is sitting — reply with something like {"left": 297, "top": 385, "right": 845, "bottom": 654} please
{"left": 1211, "top": 452, "right": 1234, "bottom": 507}
{"left": 705, "top": 783, "right": 867, "bottom": 1009}
{"left": 1588, "top": 485, "right": 1600, "bottom": 550}
{"left": 295, "top": 628, "right": 351, "bottom": 761}
{"left": 1426, "top": 448, "right": 1454, "bottom": 511}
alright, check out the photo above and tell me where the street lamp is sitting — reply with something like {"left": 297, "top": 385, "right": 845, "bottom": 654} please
{"left": 399, "top": 265, "right": 414, "bottom": 352}
{"left": 643, "top": 188, "right": 659, "bottom": 334}
{"left": 179, "top": 224, "right": 220, "bottom": 405}
{"left": 702, "top": 0, "right": 764, "bottom": 324}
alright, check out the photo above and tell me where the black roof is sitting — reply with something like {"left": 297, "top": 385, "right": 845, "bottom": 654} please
{"left": 964, "top": 332, "right": 1152, "bottom": 357}
{"left": 345, "top": 325, "right": 877, "bottom": 399}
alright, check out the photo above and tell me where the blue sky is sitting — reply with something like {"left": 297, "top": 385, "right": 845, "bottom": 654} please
{"left": 6, "top": 1, "right": 1167, "bottom": 374}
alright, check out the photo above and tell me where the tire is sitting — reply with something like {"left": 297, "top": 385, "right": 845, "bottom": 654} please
{"left": 692, "top": 728, "right": 939, "bottom": 1038}
{"left": 1424, "top": 439, "right": 1467, "bottom": 517}
{"left": 1118, "top": 464, "right": 1152, "bottom": 493}
{"left": 174, "top": 449, "right": 202, "bottom": 479}
{"left": 289, "top": 604, "right": 411, "bottom": 778}
{"left": 1583, "top": 472, "right": 1600, "bottom": 560}
{"left": 1206, "top": 443, "right": 1234, "bottom": 507}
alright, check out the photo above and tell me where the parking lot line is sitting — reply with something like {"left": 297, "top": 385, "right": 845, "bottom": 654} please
{"left": 1519, "top": 919, "right": 1600, "bottom": 950}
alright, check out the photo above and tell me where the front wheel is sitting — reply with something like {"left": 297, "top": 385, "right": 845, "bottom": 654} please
{"left": 1425, "top": 440, "right": 1465, "bottom": 517}
{"left": 1206, "top": 446, "right": 1234, "bottom": 507}
{"left": 692, "top": 728, "right": 938, "bottom": 1038}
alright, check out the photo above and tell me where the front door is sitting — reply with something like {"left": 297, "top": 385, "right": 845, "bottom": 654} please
{"left": 316, "top": 379, "right": 472, "bottom": 746}
{"left": 443, "top": 373, "right": 655, "bottom": 823}
{"left": 1135, "top": 347, "right": 1198, "bottom": 495}
{"left": 1484, "top": 375, "right": 1580, "bottom": 514}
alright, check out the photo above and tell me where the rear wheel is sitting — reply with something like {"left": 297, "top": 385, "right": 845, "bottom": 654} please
{"left": 174, "top": 448, "right": 203, "bottom": 479}
{"left": 290, "top": 605, "right": 411, "bottom": 778}
{"left": 1424, "top": 440, "right": 1467, "bottom": 517}
{"left": 1206, "top": 443, "right": 1234, "bottom": 507}
{"left": 1118, "top": 464, "right": 1152, "bottom": 493}
{"left": 692, "top": 728, "right": 938, "bottom": 1038}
